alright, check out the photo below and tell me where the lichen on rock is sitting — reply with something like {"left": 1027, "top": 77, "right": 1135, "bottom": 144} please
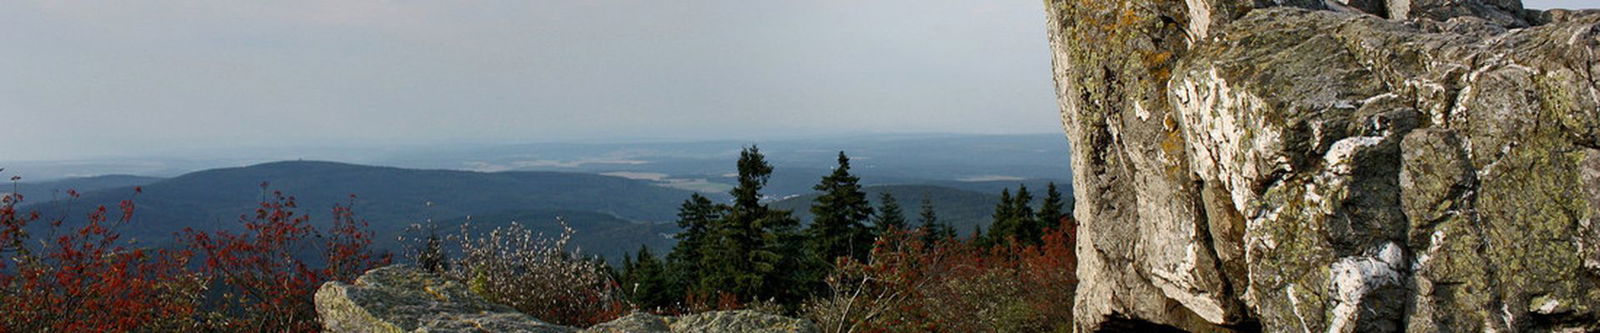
{"left": 1043, "top": 0, "right": 1600, "bottom": 331}
{"left": 315, "top": 265, "right": 577, "bottom": 333}
{"left": 315, "top": 265, "right": 819, "bottom": 333}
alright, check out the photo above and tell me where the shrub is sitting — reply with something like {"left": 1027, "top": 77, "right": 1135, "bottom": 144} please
{"left": 446, "top": 218, "right": 627, "bottom": 327}
{"left": 0, "top": 185, "right": 205, "bottom": 331}
{"left": 181, "top": 186, "right": 390, "bottom": 331}
{"left": 805, "top": 219, "right": 1078, "bottom": 332}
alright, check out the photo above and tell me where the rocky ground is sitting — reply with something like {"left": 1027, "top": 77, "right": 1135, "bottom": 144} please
{"left": 313, "top": 265, "right": 818, "bottom": 333}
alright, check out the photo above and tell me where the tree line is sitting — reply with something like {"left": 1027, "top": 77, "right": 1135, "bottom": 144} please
{"left": 616, "top": 146, "right": 1067, "bottom": 310}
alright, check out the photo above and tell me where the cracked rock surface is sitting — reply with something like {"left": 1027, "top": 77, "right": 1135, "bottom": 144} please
{"left": 314, "top": 265, "right": 819, "bottom": 333}
{"left": 1043, "top": 0, "right": 1600, "bottom": 331}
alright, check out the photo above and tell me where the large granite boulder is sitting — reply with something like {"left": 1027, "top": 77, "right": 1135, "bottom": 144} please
{"left": 314, "top": 265, "right": 577, "bottom": 332}
{"left": 315, "top": 265, "right": 819, "bottom": 333}
{"left": 1043, "top": 0, "right": 1600, "bottom": 331}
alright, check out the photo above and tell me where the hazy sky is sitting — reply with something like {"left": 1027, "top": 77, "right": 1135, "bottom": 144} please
{"left": 1, "top": 1, "right": 1059, "bottom": 161}
{"left": 1525, "top": 0, "right": 1595, "bottom": 9}
{"left": 3, "top": 1, "right": 1592, "bottom": 161}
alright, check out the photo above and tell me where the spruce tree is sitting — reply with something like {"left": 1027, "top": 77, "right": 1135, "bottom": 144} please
{"left": 1012, "top": 185, "right": 1038, "bottom": 244}
{"left": 1038, "top": 182, "right": 1066, "bottom": 232}
{"left": 917, "top": 195, "right": 954, "bottom": 244}
{"left": 986, "top": 188, "right": 1015, "bottom": 245}
{"left": 666, "top": 193, "right": 723, "bottom": 300}
{"left": 624, "top": 246, "right": 670, "bottom": 310}
{"left": 805, "top": 152, "right": 875, "bottom": 265}
{"left": 971, "top": 225, "right": 989, "bottom": 247}
{"left": 701, "top": 146, "right": 803, "bottom": 304}
{"left": 872, "top": 192, "right": 907, "bottom": 235}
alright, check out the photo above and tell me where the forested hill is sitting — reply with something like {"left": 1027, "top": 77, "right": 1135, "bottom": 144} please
{"left": 18, "top": 161, "right": 695, "bottom": 256}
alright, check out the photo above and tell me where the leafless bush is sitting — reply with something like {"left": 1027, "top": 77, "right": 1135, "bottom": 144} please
{"left": 444, "top": 218, "right": 627, "bottom": 327}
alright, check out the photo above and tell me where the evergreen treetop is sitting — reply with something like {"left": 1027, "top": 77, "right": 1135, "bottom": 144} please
{"left": 872, "top": 192, "right": 907, "bottom": 234}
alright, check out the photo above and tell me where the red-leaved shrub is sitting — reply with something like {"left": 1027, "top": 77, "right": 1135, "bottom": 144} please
{"left": 0, "top": 186, "right": 205, "bottom": 331}
{"left": 181, "top": 187, "right": 391, "bottom": 331}
{"left": 805, "top": 218, "right": 1078, "bottom": 332}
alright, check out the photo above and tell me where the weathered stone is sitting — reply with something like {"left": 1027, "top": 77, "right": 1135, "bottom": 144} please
{"left": 580, "top": 312, "right": 672, "bottom": 333}
{"left": 317, "top": 266, "right": 820, "bottom": 333}
{"left": 1044, "top": 0, "right": 1600, "bottom": 331}
{"left": 315, "top": 265, "right": 577, "bottom": 333}
{"left": 666, "top": 310, "right": 819, "bottom": 333}
{"left": 576, "top": 310, "right": 817, "bottom": 333}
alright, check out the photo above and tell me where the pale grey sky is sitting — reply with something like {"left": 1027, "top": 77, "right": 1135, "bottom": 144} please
{"left": 1525, "top": 0, "right": 1596, "bottom": 9}
{"left": 1, "top": 1, "right": 1059, "bottom": 161}
{"left": 3, "top": 1, "right": 1593, "bottom": 161}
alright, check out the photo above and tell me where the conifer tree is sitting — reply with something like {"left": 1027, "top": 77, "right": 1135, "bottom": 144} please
{"left": 986, "top": 188, "right": 1015, "bottom": 245}
{"left": 701, "top": 146, "right": 803, "bottom": 304}
{"left": 805, "top": 152, "right": 875, "bottom": 264}
{"left": 622, "top": 246, "right": 670, "bottom": 310}
{"left": 917, "top": 195, "right": 954, "bottom": 244}
{"left": 1012, "top": 184, "right": 1038, "bottom": 244}
{"left": 1038, "top": 182, "right": 1066, "bottom": 231}
{"left": 666, "top": 193, "right": 723, "bottom": 300}
{"left": 971, "top": 225, "right": 989, "bottom": 247}
{"left": 872, "top": 192, "right": 907, "bottom": 235}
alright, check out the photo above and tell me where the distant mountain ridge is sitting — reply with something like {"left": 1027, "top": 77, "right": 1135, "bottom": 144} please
{"left": 18, "top": 161, "right": 696, "bottom": 259}
{"left": 9, "top": 174, "right": 164, "bottom": 204}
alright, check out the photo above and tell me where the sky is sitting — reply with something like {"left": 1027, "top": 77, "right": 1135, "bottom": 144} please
{"left": 1525, "top": 0, "right": 1595, "bottom": 9}
{"left": 0, "top": 0, "right": 1060, "bottom": 161}
{"left": 2, "top": 1, "right": 1593, "bottom": 161}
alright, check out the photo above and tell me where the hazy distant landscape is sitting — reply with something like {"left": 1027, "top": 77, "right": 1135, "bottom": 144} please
{"left": 7, "top": 133, "right": 1070, "bottom": 260}
{"left": 9, "top": 0, "right": 1597, "bottom": 330}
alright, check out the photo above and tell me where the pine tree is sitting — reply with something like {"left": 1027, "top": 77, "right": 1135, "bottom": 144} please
{"left": 872, "top": 192, "right": 907, "bottom": 235}
{"left": 700, "top": 146, "right": 804, "bottom": 304}
{"left": 971, "top": 224, "right": 989, "bottom": 247}
{"left": 1012, "top": 184, "right": 1038, "bottom": 245}
{"left": 1038, "top": 182, "right": 1066, "bottom": 231}
{"left": 917, "top": 195, "right": 953, "bottom": 244}
{"left": 986, "top": 188, "right": 1015, "bottom": 246}
{"left": 623, "top": 246, "right": 671, "bottom": 310}
{"left": 805, "top": 152, "right": 875, "bottom": 265}
{"left": 666, "top": 193, "right": 723, "bottom": 299}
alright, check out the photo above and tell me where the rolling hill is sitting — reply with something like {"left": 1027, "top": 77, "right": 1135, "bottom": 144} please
{"left": 18, "top": 161, "right": 699, "bottom": 259}
{"left": 9, "top": 174, "right": 165, "bottom": 205}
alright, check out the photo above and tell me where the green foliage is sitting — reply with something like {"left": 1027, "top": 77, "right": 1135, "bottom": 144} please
{"left": 1012, "top": 185, "right": 1038, "bottom": 245}
{"left": 698, "top": 146, "right": 806, "bottom": 305}
{"left": 918, "top": 196, "right": 956, "bottom": 244}
{"left": 620, "top": 246, "right": 673, "bottom": 310}
{"left": 872, "top": 192, "right": 907, "bottom": 234}
{"left": 805, "top": 152, "right": 876, "bottom": 266}
{"left": 1038, "top": 182, "right": 1066, "bottom": 234}
{"left": 665, "top": 193, "right": 723, "bottom": 302}
{"left": 986, "top": 185, "right": 1042, "bottom": 246}
{"left": 772, "top": 185, "right": 1006, "bottom": 238}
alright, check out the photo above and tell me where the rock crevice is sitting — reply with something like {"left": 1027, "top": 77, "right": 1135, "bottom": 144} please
{"left": 1044, "top": 0, "right": 1600, "bottom": 331}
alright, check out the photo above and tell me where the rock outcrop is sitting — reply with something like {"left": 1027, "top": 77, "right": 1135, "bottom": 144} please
{"left": 314, "top": 265, "right": 818, "bottom": 333}
{"left": 586, "top": 312, "right": 819, "bottom": 333}
{"left": 315, "top": 265, "right": 577, "bottom": 332}
{"left": 1043, "top": 0, "right": 1600, "bottom": 331}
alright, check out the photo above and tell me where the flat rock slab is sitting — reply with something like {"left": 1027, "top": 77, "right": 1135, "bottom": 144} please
{"left": 315, "top": 265, "right": 576, "bottom": 333}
